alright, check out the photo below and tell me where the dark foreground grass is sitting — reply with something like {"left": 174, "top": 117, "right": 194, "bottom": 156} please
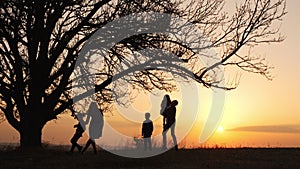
{"left": 1, "top": 147, "right": 300, "bottom": 169}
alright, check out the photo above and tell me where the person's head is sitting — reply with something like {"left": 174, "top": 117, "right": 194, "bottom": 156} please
{"left": 165, "top": 94, "right": 171, "bottom": 105}
{"left": 165, "top": 94, "right": 170, "bottom": 101}
{"left": 90, "top": 102, "right": 98, "bottom": 108}
{"left": 89, "top": 102, "right": 98, "bottom": 112}
{"left": 171, "top": 100, "right": 178, "bottom": 107}
{"left": 145, "top": 112, "right": 151, "bottom": 120}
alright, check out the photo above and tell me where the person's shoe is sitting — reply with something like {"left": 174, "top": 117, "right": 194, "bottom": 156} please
{"left": 174, "top": 145, "right": 178, "bottom": 151}
{"left": 78, "top": 146, "right": 83, "bottom": 152}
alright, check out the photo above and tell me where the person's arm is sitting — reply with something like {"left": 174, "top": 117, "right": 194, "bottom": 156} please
{"left": 142, "top": 123, "right": 145, "bottom": 137}
{"left": 75, "top": 114, "right": 86, "bottom": 131}
{"left": 150, "top": 122, "right": 154, "bottom": 133}
{"left": 85, "top": 105, "right": 93, "bottom": 125}
{"left": 174, "top": 107, "right": 177, "bottom": 121}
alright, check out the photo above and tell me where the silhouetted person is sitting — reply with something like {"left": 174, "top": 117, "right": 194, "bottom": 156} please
{"left": 162, "top": 100, "right": 178, "bottom": 151}
{"left": 160, "top": 94, "right": 171, "bottom": 126}
{"left": 69, "top": 118, "right": 84, "bottom": 153}
{"left": 142, "top": 112, "right": 153, "bottom": 151}
{"left": 80, "top": 102, "right": 104, "bottom": 154}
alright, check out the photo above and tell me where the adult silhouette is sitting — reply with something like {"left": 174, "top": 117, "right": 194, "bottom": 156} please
{"left": 162, "top": 100, "right": 178, "bottom": 150}
{"left": 160, "top": 94, "right": 171, "bottom": 126}
{"left": 80, "top": 102, "right": 104, "bottom": 154}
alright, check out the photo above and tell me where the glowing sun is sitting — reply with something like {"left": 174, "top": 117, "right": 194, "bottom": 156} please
{"left": 217, "top": 126, "right": 224, "bottom": 132}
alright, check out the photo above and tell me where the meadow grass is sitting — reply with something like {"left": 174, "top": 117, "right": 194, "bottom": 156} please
{"left": 1, "top": 145, "right": 300, "bottom": 169}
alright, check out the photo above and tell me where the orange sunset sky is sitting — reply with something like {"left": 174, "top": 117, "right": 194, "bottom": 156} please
{"left": 0, "top": 0, "right": 300, "bottom": 148}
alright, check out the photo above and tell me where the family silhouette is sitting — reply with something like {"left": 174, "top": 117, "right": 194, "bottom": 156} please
{"left": 141, "top": 94, "right": 178, "bottom": 151}
{"left": 69, "top": 95, "right": 179, "bottom": 153}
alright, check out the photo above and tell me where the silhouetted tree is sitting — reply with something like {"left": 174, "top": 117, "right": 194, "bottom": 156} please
{"left": 0, "top": 0, "right": 286, "bottom": 148}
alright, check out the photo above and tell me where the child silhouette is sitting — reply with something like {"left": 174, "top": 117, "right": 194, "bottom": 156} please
{"left": 69, "top": 117, "right": 84, "bottom": 153}
{"left": 142, "top": 112, "right": 153, "bottom": 151}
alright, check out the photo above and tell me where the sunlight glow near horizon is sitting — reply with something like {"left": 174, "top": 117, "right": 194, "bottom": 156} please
{"left": 217, "top": 126, "right": 224, "bottom": 133}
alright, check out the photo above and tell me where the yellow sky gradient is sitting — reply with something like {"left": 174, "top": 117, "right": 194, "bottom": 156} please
{"left": 1, "top": 0, "right": 300, "bottom": 148}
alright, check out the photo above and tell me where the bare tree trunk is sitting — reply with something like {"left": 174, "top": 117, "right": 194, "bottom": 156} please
{"left": 20, "top": 117, "right": 43, "bottom": 148}
{"left": 20, "top": 129, "right": 42, "bottom": 148}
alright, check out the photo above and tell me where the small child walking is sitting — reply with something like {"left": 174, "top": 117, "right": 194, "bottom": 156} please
{"left": 70, "top": 119, "right": 84, "bottom": 153}
{"left": 142, "top": 112, "right": 153, "bottom": 151}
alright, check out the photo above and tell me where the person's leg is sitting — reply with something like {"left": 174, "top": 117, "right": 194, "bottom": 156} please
{"left": 149, "top": 137, "right": 152, "bottom": 150}
{"left": 70, "top": 135, "right": 78, "bottom": 152}
{"left": 70, "top": 145, "right": 75, "bottom": 152}
{"left": 162, "top": 133, "right": 166, "bottom": 149}
{"left": 73, "top": 135, "right": 83, "bottom": 152}
{"left": 81, "top": 138, "right": 92, "bottom": 153}
{"left": 76, "top": 143, "right": 83, "bottom": 152}
{"left": 144, "top": 138, "right": 148, "bottom": 151}
{"left": 170, "top": 123, "right": 178, "bottom": 150}
{"left": 91, "top": 139, "right": 97, "bottom": 154}
{"left": 162, "top": 125, "right": 169, "bottom": 149}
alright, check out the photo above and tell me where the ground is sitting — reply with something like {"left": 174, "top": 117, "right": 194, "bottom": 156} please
{"left": 1, "top": 146, "right": 300, "bottom": 169}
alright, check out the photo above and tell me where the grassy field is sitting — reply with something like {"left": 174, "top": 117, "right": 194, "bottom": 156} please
{"left": 1, "top": 146, "right": 300, "bottom": 169}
